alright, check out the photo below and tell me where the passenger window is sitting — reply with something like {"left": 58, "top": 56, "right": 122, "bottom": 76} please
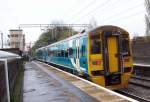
{"left": 122, "top": 37, "right": 130, "bottom": 56}
{"left": 82, "top": 45, "right": 86, "bottom": 57}
{"left": 64, "top": 49, "right": 68, "bottom": 57}
{"left": 48, "top": 50, "right": 51, "bottom": 56}
{"left": 61, "top": 50, "right": 64, "bottom": 57}
{"left": 69, "top": 48, "right": 73, "bottom": 57}
{"left": 55, "top": 50, "right": 57, "bottom": 57}
{"left": 90, "top": 34, "right": 101, "bottom": 54}
{"left": 58, "top": 51, "right": 61, "bottom": 57}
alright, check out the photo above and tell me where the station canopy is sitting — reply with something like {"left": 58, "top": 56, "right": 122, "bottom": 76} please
{"left": 0, "top": 50, "right": 20, "bottom": 59}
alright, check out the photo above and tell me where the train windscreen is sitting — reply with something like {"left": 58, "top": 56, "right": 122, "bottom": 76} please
{"left": 122, "top": 35, "right": 130, "bottom": 56}
{"left": 90, "top": 34, "right": 101, "bottom": 54}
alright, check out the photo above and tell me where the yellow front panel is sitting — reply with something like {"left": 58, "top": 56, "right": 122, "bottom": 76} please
{"left": 107, "top": 37, "right": 119, "bottom": 73}
{"left": 88, "top": 32, "right": 103, "bottom": 75}
{"left": 92, "top": 76, "right": 105, "bottom": 86}
{"left": 123, "top": 57, "right": 133, "bottom": 68}
{"left": 90, "top": 54, "right": 103, "bottom": 71}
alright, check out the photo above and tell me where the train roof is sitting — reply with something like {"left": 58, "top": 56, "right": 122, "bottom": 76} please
{"left": 0, "top": 50, "right": 21, "bottom": 59}
{"left": 36, "top": 31, "right": 87, "bottom": 50}
{"left": 36, "top": 25, "right": 129, "bottom": 50}
{"left": 48, "top": 32, "right": 87, "bottom": 46}
{"left": 89, "top": 25, "right": 129, "bottom": 34}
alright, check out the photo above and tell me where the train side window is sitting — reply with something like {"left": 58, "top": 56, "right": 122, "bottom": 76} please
{"left": 91, "top": 34, "right": 101, "bottom": 54}
{"left": 50, "top": 51, "right": 52, "bottom": 56}
{"left": 55, "top": 50, "right": 57, "bottom": 57}
{"left": 82, "top": 45, "right": 86, "bottom": 57}
{"left": 52, "top": 50, "right": 54, "bottom": 56}
{"left": 64, "top": 49, "right": 68, "bottom": 58}
{"left": 61, "top": 50, "right": 64, "bottom": 57}
{"left": 122, "top": 38, "right": 130, "bottom": 56}
{"left": 69, "top": 48, "right": 73, "bottom": 57}
{"left": 53, "top": 50, "right": 55, "bottom": 57}
{"left": 57, "top": 51, "right": 61, "bottom": 57}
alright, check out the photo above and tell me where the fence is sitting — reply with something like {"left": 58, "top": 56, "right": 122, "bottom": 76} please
{"left": 0, "top": 58, "right": 23, "bottom": 102}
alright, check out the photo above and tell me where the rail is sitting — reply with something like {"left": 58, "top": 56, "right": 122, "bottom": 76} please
{"left": 116, "top": 90, "right": 150, "bottom": 102}
{"left": 133, "top": 63, "right": 150, "bottom": 77}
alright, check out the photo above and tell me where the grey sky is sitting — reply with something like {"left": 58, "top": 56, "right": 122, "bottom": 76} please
{"left": 0, "top": 0, "right": 146, "bottom": 47}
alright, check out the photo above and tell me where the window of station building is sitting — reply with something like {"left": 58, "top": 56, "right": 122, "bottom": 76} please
{"left": 122, "top": 37, "right": 130, "bottom": 56}
{"left": 90, "top": 34, "right": 101, "bottom": 54}
{"left": 14, "top": 34, "right": 18, "bottom": 37}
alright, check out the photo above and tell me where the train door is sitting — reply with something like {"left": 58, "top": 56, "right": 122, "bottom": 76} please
{"left": 107, "top": 36, "right": 119, "bottom": 73}
{"left": 72, "top": 39, "right": 81, "bottom": 74}
{"left": 103, "top": 32, "right": 121, "bottom": 86}
{"left": 79, "top": 37, "right": 88, "bottom": 73}
{"left": 76, "top": 38, "right": 80, "bottom": 72}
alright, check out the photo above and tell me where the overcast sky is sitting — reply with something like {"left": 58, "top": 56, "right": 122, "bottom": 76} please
{"left": 0, "top": 0, "right": 146, "bottom": 47}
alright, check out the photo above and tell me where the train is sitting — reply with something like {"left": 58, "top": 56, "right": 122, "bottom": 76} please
{"left": 36, "top": 25, "right": 133, "bottom": 90}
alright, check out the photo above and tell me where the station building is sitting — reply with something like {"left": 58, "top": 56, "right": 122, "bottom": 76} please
{"left": 9, "top": 29, "right": 25, "bottom": 52}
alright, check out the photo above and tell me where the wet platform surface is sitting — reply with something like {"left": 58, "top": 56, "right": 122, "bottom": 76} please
{"left": 23, "top": 62, "right": 99, "bottom": 102}
{"left": 23, "top": 61, "right": 137, "bottom": 102}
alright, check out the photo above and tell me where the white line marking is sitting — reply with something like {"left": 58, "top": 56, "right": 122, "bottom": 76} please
{"left": 134, "top": 63, "right": 150, "bottom": 67}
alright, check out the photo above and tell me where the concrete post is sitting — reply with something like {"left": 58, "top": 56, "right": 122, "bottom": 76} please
{"left": 0, "top": 59, "right": 10, "bottom": 102}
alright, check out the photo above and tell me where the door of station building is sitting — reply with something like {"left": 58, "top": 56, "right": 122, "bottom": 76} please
{"left": 106, "top": 36, "right": 119, "bottom": 73}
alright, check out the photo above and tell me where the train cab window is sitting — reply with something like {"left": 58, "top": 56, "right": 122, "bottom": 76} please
{"left": 90, "top": 34, "right": 101, "bottom": 54}
{"left": 122, "top": 37, "right": 130, "bottom": 56}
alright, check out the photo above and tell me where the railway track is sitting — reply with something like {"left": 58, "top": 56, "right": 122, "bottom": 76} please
{"left": 116, "top": 64, "right": 150, "bottom": 102}
{"left": 129, "top": 76, "right": 150, "bottom": 88}
{"left": 116, "top": 90, "right": 150, "bottom": 102}
{"left": 132, "top": 76, "right": 150, "bottom": 81}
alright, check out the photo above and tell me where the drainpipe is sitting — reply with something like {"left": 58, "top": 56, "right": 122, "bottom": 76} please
{"left": 0, "top": 59, "right": 10, "bottom": 102}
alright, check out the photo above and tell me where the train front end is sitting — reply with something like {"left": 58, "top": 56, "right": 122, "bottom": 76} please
{"left": 88, "top": 25, "right": 133, "bottom": 90}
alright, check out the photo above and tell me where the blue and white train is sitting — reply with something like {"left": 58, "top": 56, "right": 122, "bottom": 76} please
{"left": 36, "top": 25, "right": 133, "bottom": 90}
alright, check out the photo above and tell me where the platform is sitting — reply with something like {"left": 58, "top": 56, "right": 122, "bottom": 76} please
{"left": 134, "top": 63, "right": 150, "bottom": 67}
{"left": 23, "top": 61, "right": 138, "bottom": 102}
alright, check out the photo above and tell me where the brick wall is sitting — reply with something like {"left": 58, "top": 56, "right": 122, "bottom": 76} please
{"left": 132, "top": 41, "right": 150, "bottom": 63}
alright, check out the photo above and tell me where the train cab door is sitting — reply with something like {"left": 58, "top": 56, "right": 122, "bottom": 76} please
{"left": 103, "top": 32, "right": 121, "bottom": 86}
{"left": 106, "top": 36, "right": 119, "bottom": 73}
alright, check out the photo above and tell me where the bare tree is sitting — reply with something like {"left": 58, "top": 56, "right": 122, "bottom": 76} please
{"left": 88, "top": 18, "right": 97, "bottom": 30}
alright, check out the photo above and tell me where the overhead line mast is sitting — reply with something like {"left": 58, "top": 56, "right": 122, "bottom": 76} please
{"left": 19, "top": 23, "right": 91, "bottom": 48}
